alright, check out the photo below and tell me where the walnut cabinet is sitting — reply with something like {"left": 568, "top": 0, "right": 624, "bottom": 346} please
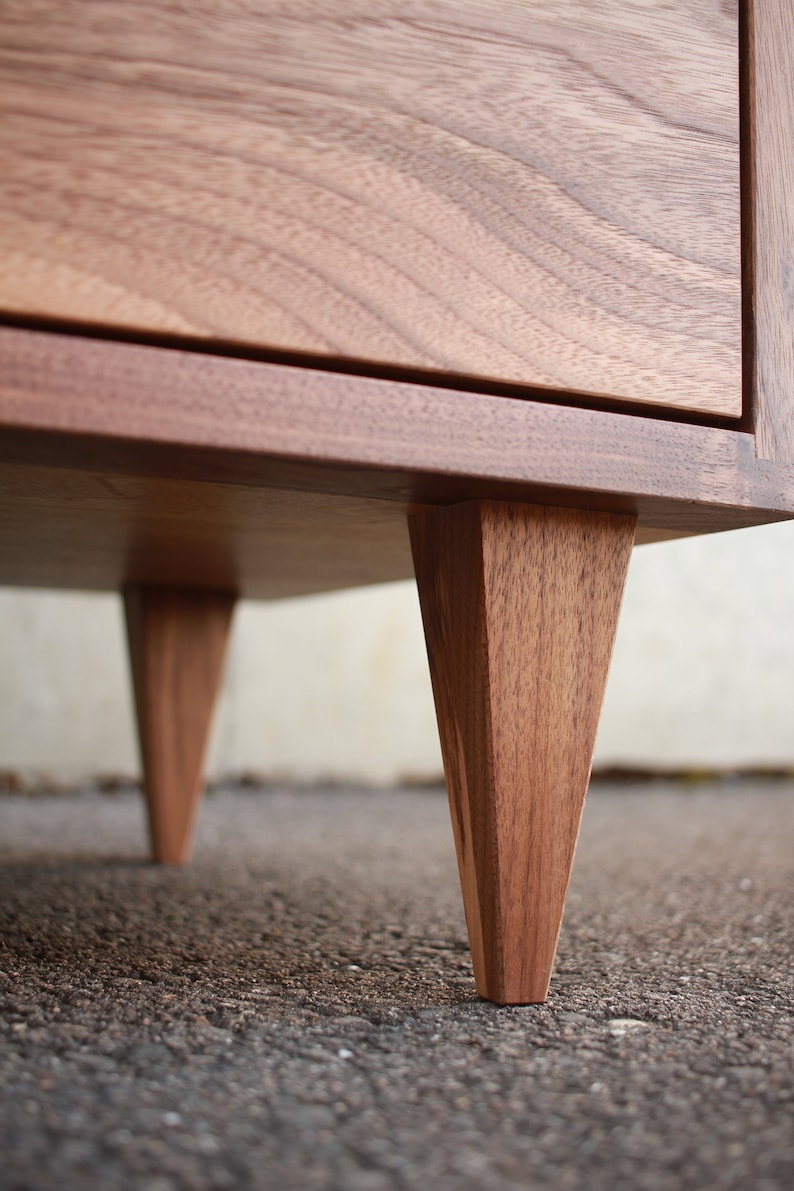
{"left": 1, "top": 1, "right": 792, "bottom": 1002}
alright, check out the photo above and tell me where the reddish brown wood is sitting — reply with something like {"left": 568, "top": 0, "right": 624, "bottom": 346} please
{"left": 0, "top": 1, "right": 740, "bottom": 415}
{"left": 0, "top": 460, "right": 418, "bottom": 598}
{"left": 124, "top": 586, "right": 235, "bottom": 864}
{"left": 744, "top": 0, "right": 794, "bottom": 461}
{"left": 1, "top": 328, "right": 793, "bottom": 584}
{"left": 410, "top": 501, "right": 635, "bottom": 1003}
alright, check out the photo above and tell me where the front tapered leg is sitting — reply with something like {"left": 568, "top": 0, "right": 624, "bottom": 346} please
{"left": 124, "top": 586, "right": 236, "bottom": 865}
{"left": 410, "top": 501, "right": 635, "bottom": 1004}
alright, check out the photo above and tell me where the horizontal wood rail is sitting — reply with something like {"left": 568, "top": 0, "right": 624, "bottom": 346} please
{"left": 1, "top": 324, "right": 793, "bottom": 598}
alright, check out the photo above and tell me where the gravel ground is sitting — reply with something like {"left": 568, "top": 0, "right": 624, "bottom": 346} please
{"left": 1, "top": 780, "right": 793, "bottom": 1191}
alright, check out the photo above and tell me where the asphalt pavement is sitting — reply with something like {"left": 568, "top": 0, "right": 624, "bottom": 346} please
{"left": 1, "top": 779, "right": 793, "bottom": 1190}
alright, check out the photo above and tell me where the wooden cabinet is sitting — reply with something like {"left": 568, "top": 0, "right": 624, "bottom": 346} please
{"left": 1, "top": 0, "right": 792, "bottom": 1002}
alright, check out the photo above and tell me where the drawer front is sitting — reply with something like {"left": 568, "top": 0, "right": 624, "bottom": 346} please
{"left": 0, "top": 1, "right": 740, "bottom": 416}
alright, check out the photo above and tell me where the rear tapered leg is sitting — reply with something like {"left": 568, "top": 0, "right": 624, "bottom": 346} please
{"left": 124, "top": 586, "right": 236, "bottom": 865}
{"left": 410, "top": 501, "right": 635, "bottom": 1004}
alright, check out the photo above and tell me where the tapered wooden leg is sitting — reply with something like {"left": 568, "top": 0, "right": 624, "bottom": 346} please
{"left": 124, "top": 586, "right": 236, "bottom": 865}
{"left": 410, "top": 501, "right": 635, "bottom": 1004}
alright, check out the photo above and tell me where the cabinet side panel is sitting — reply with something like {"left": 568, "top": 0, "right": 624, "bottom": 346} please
{"left": 746, "top": 0, "right": 794, "bottom": 460}
{"left": 0, "top": 1, "right": 740, "bottom": 415}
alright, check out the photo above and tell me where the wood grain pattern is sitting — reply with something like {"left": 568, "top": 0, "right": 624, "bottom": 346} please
{"left": 745, "top": 0, "right": 794, "bottom": 460}
{"left": 0, "top": 1, "right": 740, "bottom": 415}
{"left": 124, "top": 586, "right": 235, "bottom": 864}
{"left": 2, "top": 328, "right": 793, "bottom": 584}
{"left": 410, "top": 501, "right": 635, "bottom": 1003}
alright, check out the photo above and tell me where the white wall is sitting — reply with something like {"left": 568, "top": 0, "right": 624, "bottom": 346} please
{"left": 1, "top": 519, "right": 793, "bottom": 784}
